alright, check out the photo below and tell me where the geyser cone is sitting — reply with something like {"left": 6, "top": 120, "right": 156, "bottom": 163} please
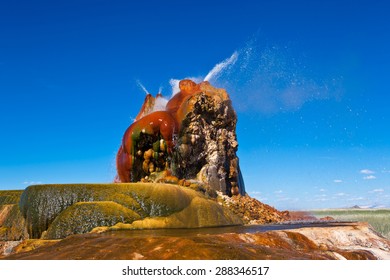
{"left": 116, "top": 79, "right": 245, "bottom": 196}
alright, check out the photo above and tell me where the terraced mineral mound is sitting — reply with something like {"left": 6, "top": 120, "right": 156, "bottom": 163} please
{"left": 18, "top": 183, "right": 242, "bottom": 239}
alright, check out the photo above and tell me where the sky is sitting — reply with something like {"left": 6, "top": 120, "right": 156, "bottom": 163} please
{"left": 1, "top": 0, "right": 390, "bottom": 210}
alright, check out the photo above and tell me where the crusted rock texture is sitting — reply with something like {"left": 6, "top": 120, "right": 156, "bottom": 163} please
{"left": 173, "top": 89, "right": 245, "bottom": 196}
{"left": 219, "top": 194, "right": 289, "bottom": 224}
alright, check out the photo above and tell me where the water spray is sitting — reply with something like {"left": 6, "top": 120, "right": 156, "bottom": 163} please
{"left": 204, "top": 51, "right": 239, "bottom": 82}
{"left": 136, "top": 80, "right": 150, "bottom": 95}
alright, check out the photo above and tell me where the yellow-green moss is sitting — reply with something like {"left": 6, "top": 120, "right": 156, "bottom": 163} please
{"left": 43, "top": 201, "right": 141, "bottom": 239}
{"left": 20, "top": 183, "right": 242, "bottom": 239}
{"left": 0, "top": 227, "right": 8, "bottom": 235}
{"left": 95, "top": 196, "right": 242, "bottom": 231}
{"left": 11, "top": 239, "right": 59, "bottom": 254}
{"left": 0, "top": 190, "right": 24, "bottom": 206}
{"left": 20, "top": 183, "right": 194, "bottom": 238}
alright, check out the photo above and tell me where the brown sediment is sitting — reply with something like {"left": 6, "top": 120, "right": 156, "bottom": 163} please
{"left": 219, "top": 194, "right": 289, "bottom": 224}
{"left": 287, "top": 211, "right": 318, "bottom": 221}
{"left": 2, "top": 222, "right": 387, "bottom": 260}
{"left": 0, "top": 204, "right": 28, "bottom": 241}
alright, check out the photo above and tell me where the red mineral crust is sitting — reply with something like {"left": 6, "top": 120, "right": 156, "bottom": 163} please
{"left": 165, "top": 79, "right": 201, "bottom": 115}
{"left": 134, "top": 93, "right": 155, "bottom": 121}
{"left": 116, "top": 111, "right": 178, "bottom": 182}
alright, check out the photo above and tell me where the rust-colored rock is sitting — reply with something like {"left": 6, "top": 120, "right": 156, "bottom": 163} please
{"left": 320, "top": 216, "right": 335, "bottom": 221}
{"left": 287, "top": 211, "right": 318, "bottom": 221}
{"left": 165, "top": 79, "right": 201, "bottom": 115}
{"left": 219, "top": 194, "right": 289, "bottom": 224}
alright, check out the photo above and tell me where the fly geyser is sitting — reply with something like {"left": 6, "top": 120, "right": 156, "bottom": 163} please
{"left": 3, "top": 80, "right": 390, "bottom": 260}
{"left": 116, "top": 79, "right": 245, "bottom": 197}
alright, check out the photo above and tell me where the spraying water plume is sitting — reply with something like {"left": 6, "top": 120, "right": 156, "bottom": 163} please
{"left": 152, "top": 95, "right": 168, "bottom": 112}
{"left": 205, "top": 40, "right": 342, "bottom": 114}
{"left": 204, "top": 51, "right": 239, "bottom": 82}
{"left": 165, "top": 37, "right": 341, "bottom": 115}
{"left": 136, "top": 80, "right": 150, "bottom": 95}
{"left": 169, "top": 77, "right": 202, "bottom": 97}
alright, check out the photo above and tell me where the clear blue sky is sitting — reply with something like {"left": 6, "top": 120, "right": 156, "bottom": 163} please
{"left": 1, "top": 0, "right": 389, "bottom": 210}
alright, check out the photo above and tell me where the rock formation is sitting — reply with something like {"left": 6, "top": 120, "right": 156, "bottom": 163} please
{"left": 116, "top": 79, "right": 245, "bottom": 196}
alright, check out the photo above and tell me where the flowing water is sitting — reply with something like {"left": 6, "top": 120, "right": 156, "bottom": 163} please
{"left": 100, "top": 221, "right": 354, "bottom": 238}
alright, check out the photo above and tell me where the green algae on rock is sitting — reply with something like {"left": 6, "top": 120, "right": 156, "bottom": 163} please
{"left": 94, "top": 195, "right": 242, "bottom": 232}
{"left": 0, "top": 190, "right": 24, "bottom": 206}
{"left": 19, "top": 183, "right": 242, "bottom": 239}
{"left": 43, "top": 201, "right": 141, "bottom": 239}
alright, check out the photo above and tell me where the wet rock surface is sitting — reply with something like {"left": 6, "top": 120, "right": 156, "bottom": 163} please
{"left": 2, "top": 222, "right": 389, "bottom": 260}
{"left": 43, "top": 201, "right": 141, "bottom": 239}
